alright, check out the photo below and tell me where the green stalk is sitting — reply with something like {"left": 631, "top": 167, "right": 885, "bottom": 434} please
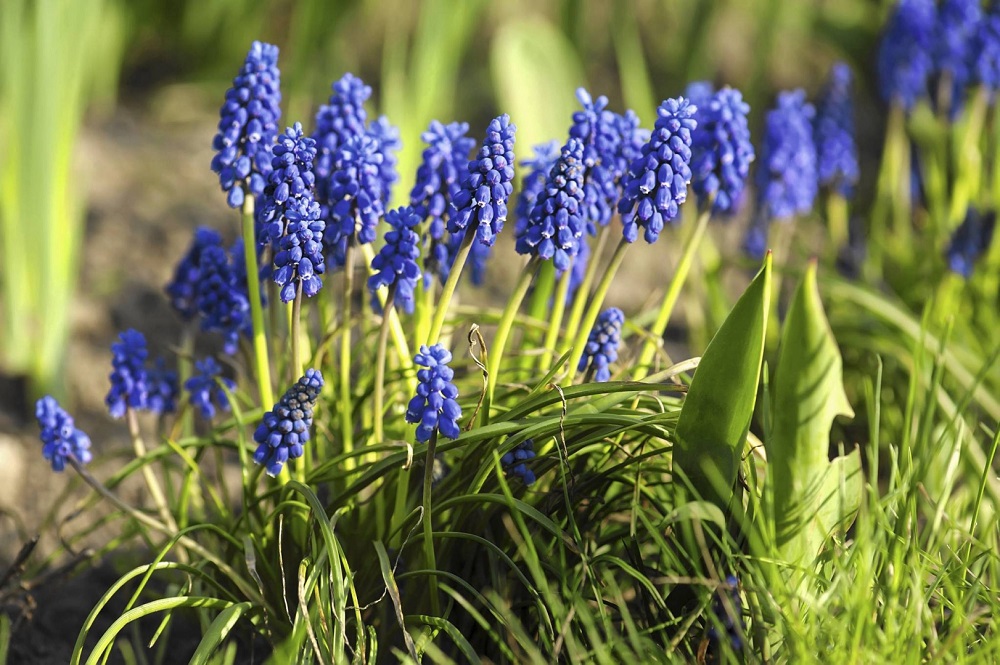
{"left": 947, "top": 86, "right": 988, "bottom": 228}
{"left": 422, "top": 428, "right": 441, "bottom": 616}
{"left": 359, "top": 242, "right": 414, "bottom": 385}
{"left": 373, "top": 287, "right": 397, "bottom": 446}
{"left": 563, "top": 238, "right": 631, "bottom": 387}
{"left": 340, "top": 240, "right": 356, "bottom": 457}
{"left": 291, "top": 281, "right": 303, "bottom": 380}
{"left": 126, "top": 409, "right": 179, "bottom": 541}
{"left": 634, "top": 205, "right": 712, "bottom": 380}
{"left": 825, "top": 191, "right": 849, "bottom": 252}
{"left": 483, "top": 257, "right": 540, "bottom": 424}
{"left": 240, "top": 194, "right": 274, "bottom": 408}
{"left": 869, "top": 102, "right": 906, "bottom": 278}
{"left": 538, "top": 269, "right": 572, "bottom": 373}
{"left": 561, "top": 225, "right": 611, "bottom": 356}
{"left": 521, "top": 261, "right": 557, "bottom": 368}
{"left": 427, "top": 225, "right": 474, "bottom": 344}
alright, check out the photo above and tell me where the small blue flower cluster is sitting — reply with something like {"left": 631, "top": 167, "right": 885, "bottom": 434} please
{"left": 501, "top": 438, "right": 537, "bottom": 486}
{"left": 449, "top": 115, "right": 517, "bottom": 247}
{"left": 755, "top": 89, "right": 817, "bottom": 222}
{"left": 613, "top": 110, "right": 650, "bottom": 180}
{"left": 707, "top": 575, "right": 744, "bottom": 653}
{"left": 35, "top": 396, "right": 92, "bottom": 472}
{"left": 878, "top": 0, "right": 936, "bottom": 110}
{"left": 211, "top": 41, "right": 281, "bottom": 208}
{"left": 185, "top": 357, "right": 235, "bottom": 420}
{"left": 253, "top": 369, "right": 324, "bottom": 476}
{"left": 570, "top": 89, "right": 622, "bottom": 233}
{"left": 325, "top": 133, "right": 388, "bottom": 270}
{"left": 515, "top": 141, "right": 561, "bottom": 225}
{"left": 106, "top": 330, "right": 177, "bottom": 418}
{"left": 690, "top": 87, "right": 754, "bottom": 214}
{"left": 368, "top": 206, "right": 423, "bottom": 313}
{"left": 515, "top": 138, "right": 586, "bottom": 271}
{"left": 975, "top": 6, "right": 1000, "bottom": 93}
{"left": 166, "top": 227, "right": 224, "bottom": 320}
{"left": 410, "top": 120, "right": 476, "bottom": 285}
{"left": 578, "top": 307, "right": 624, "bottom": 382}
{"left": 196, "top": 242, "right": 253, "bottom": 354}
{"left": 258, "top": 124, "right": 326, "bottom": 302}
{"left": 368, "top": 115, "right": 401, "bottom": 204}
{"left": 815, "top": 64, "right": 859, "bottom": 197}
{"left": 313, "top": 73, "right": 371, "bottom": 205}
{"left": 405, "top": 344, "right": 462, "bottom": 443}
{"left": 946, "top": 208, "right": 997, "bottom": 278}
{"left": 619, "top": 97, "right": 697, "bottom": 244}
{"left": 935, "top": 0, "right": 982, "bottom": 115}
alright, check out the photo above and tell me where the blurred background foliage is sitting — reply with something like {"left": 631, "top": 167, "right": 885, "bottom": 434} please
{"left": 0, "top": 0, "right": 887, "bottom": 399}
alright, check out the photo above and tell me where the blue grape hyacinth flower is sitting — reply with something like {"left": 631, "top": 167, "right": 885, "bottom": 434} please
{"left": 515, "top": 141, "right": 561, "bottom": 225}
{"left": 185, "top": 357, "right": 236, "bottom": 420}
{"left": 618, "top": 97, "right": 697, "bottom": 244}
{"left": 259, "top": 123, "right": 326, "bottom": 302}
{"left": 501, "top": 438, "right": 537, "bottom": 486}
{"left": 211, "top": 41, "right": 281, "bottom": 209}
{"left": 613, "top": 110, "right": 650, "bottom": 183}
{"left": 36, "top": 396, "right": 92, "bottom": 472}
{"left": 105, "top": 329, "right": 150, "bottom": 419}
{"left": 691, "top": 87, "right": 754, "bottom": 214}
{"left": 684, "top": 81, "right": 715, "bottom": 111}
{"left": 755, "top": 89, "right": 817, "bottom": 222}
{"left": 325, "top": 133, "right": 387, "bottom": 270}
{"left": 405, "top": 344, "right": 462, "bottom": 443}
{"left": 578, "top": 307, "right": 624, "bottom": 382}
{"left": 515, "top": 138, "right": 586, "bottom": 271}
{"left": 313, "top": 73, "right": 371, "bottom": 206}
{"left": 815, "top": 64, "right": 859, "bottom": 197}
{"left": 449, "top": 114, "right": 517, "bottom": 247}
{"left": 946, "top": 208, "right": 997, "bottom": 278}
{"left": 166, "top": 227, "right": 224, "bottom": 320}
{"left": 934, "top": 0, "right": 982, "bottom": 116}
{"left": 368, "top": 206, "right": 423, "bottom": 313}
{"left": 253, "top": 369, "right": 324, "bottom": 477}
{"left": 877, "top": 0, "right": 936, "bottom": 110}
{"left": 369, "top": 115, "right": 401, "bottom": 205}
{"left": 146, "top": 357, "right": 179, "bottom": 416}
{"left": 196, "top": 243, "right": 252, "bottom": 354}
{"left": 570, "top": 88, "right": 621, "bottom": 233}
{"left": 974, "top": 5, "right": 1000, "bottom": 93}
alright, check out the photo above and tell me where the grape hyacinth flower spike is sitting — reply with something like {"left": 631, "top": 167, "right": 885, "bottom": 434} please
{"left": 515, "top": 138, "right": 586, "bottom": 271}
{"left": 501, "top": 439, "right": 537, "bottom": 486}
{"left": 754, "top": 89, "right": 817, "bottom": 223}
{"left": 258, "top": 123, "right": 326, "bottom": 302}
{"left": 569, "top": 88, "right": 622, "bottom": 233}
{"left": 405, "top": 344, "right": 462, "bottom": 442}
{"left": 105, "top": 329, "right": 150, "bottom": 419}
{"left": 877, "top": 0, "right": 936, "bottom": 111}
{"left": 185, "top": 357, "right": 236, "bottom": 420}
{"left": 974, "top": 5, "right": 1000, "bottom": 95}
{"left": 578, "top": 307, "right": 624, "bottom": 382}
{"left": 618, "top": 97, "right": 697, "bottom": 244}
{"left": 815, "top": 64, "right": 859, "bottom": 197}
{"left": 449, "top": 114, "right": 517, "bottom": 247}
{"left": 211, "top": 41, "right": 282, "bottom": 208}
{"left": 313, "top": 72, "right": 371, "bottom": 207}
{"left": 36, "top": 396, "right": 92, "bottom": 472}
{"left": 934, "top": 0, "right": 982, "bottom": 116}
{"left": 368, "top": 206, "right": 423, "bottom": 313}
{"left": 146, "top": 357, "right": 179, "bottom": 416}
{"left": 166, "top": 227, "right": 224, "bottom": 320}
{"left": 325, "top": 133, "right": 387, "bottom": 270}
{"left": 253, "top": 369, "right": 324, "bottom": 476}
{"left": 369, "top": 115, "right": 401, "bottom": 205}
{"left": 515, "top": 141, "right": 561, "bottom": 224}
{"left": 195, "top": 242, "right": 252, "bottom": 354}
{"left": 690, "top": 87, "right": 754, "bottom": 214}
{"left": 946, "top": 208, "right": 997, "bottom": 278}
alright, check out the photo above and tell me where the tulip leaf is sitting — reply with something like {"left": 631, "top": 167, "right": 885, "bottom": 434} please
{"left": 673, "top": 254, "right": 771, "bottom": 509}
{"left": 768, "top": 262, "right": 861, "bottom": 565}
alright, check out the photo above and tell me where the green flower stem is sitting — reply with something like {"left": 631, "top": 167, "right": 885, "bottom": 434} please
{"left": 422, "top": 428, "right": 441, "bottom": 616}
{"left": 869, "top": 102, "right": 907, "bottom": 278}
{"left": 427, "top": 225, "right": 475, "bottom": 345}
{"left": 339, "top": 241, "right": 357, "bottom": 460}
{"left": 561, "top": 225, "right": 611, "bottom": 357}
{"left": 240, "top": 194, "right": 274, "bottom": 408}
{"left": 483, "top": 256, "right": 540, "bottom": 424}
{"left": 521, "top": 261, "right": 556, "bottom": 369}
{"left": 359, "top": 242, "right": 415, "bottom": 389}
{"left": 948, "top": 86, "right": 989, "bottom": 228}
{"left": 177, "top": 324, "right": 196, "bottom": 438}
{"left": 825, "top": 191, "right": 849, "bottom": 252}
{"left": 538, "top": 269, "right": 572, "bottom": 373}
{"left": 634, "top": 205, "right": 713, "bottom": 380}
{"left": 126, "top": 409, "right": 179, "bottom": 540}
{"left": 373, "top": 287, "right": 397, "bottom": 446}
{"left": 291, "top": 281, "right": 304, "bottom": 380}
{"left": 933, "top": 271, "right": 964, "bottom": 328}
{"left": 391, "top": 464, "right": 412, "bottom": 550}
{"left": 564, "top": 238, "right": 631, "bottom": 387}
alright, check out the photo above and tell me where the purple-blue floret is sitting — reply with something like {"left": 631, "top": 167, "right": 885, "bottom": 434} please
{"left": 313, "top": 73, "right": 371, "bottom": 206}
{"left": 815, "top": 64, "right": 859, "bottom": 197}
{"left": 755, "top": 89, "right": 817, "bottom": 222}
{"left": 166, "top": 227, "right": 224, "bottom": 320}
{"left": 146, "top": 357, "right": 179, "bottom": 416}
{"left": 253, "top": 369, "right": 324, "bottom": 476}
{"left": 185, "top": 357, "right": 235, "bottom": 420}
{"left": 690, "top": 87, "right": 754, "bottom": 214}
{"left": 618, "top": 97, "right": 697, "bottom": 244}
{"left": 448, "top": 114, "right": 517, "bottom": 247}
{"left": 105, "top": 329, "right": 150, "bottom": 419}
{"left": 368, "top": 206, "right": 423, "bottom": 313}
{"left": 325, "top": 133, "right": 387, "bottom": 271}
{"left": 578, "top": 307, "right": 624, "bottom": 382}
{"left": 368, "top": 115, "right": 401, "bottom": 205}
{"left": 974, "top": 5, "right": 1000, "bottom": 93}
{"left": 196, "top": 243, "right": 252, "bottom": 354}
{"left": 405, "top": 344, "right": 462, "bottom": 443}
{"left": 515, "top": 141, "right": 561, "bottom": 225}
{"left": 211, "top": 41, "right": 281, "bottom": 209}
{"left": 934, "top": 0, "right": 982, "bottom": 115}
{"left": 501, "top": 438, "right": 537, "bottom": 486}
{"left": 570, "top": 88, "right": 622, "bottom": 233}
{"left": 36, "top": 396, "right": 92, "bottom": 472}
{"left": 946, "top": 208, "right": 996, "bottom": 278}
{"left": 877, "top": 0, "right": 936, "bottom": 110}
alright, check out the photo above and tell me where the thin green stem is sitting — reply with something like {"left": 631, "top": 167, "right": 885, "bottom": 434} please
{"left": 373, "top": 287, "right": 397, "bottom": 446}
{"left": 483, "top": 257, "right": 540, "bottom": 424}
{"left": 240, "top": 194, "right": 273, "bottom": 408}
{"left": 427, "top": 225, "right": 475, "bottom": 345}
{"left": 564, "top": 238, "right": 631, "bottom": 387}
{"left": 340, "top": 241, "right": 356, "bottom": 457}
{"left": 634, "top": 205, "right": 712, "bottom": 379}
{"left": 825, "top": 192, "right": 849, "bottom": 252}
{"left": 291, "top": 281, "right": 303, "bottom": 380}
{"left": 126, "top": 409, "right": 179, "bottom": 539}
{"left": 561, "top": 225, "right": 611, "bottom": 358}
{"left": 539, "top": 268, "right": 571, "bottom": 373}
{"left": 422, "top": 428, "right": 441, "bottom": 616}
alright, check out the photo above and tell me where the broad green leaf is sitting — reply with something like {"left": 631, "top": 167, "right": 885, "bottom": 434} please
{"left": 673, "top": 254, "right": 771, "bottom": 509}
{"left": 768, "top": 263, "right": 861, "bottom": 565}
